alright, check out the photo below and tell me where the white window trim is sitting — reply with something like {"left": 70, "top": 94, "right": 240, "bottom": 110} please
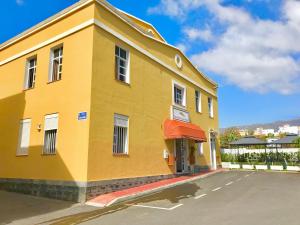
{"left": 113, "top": 114, "right": 129, "bottom": 155}
{"left": 197, "top": 142, "right": 203, "bottom": 155}
{"left": 172, "top": 80, "right": 186, "bottom": 108}
{"left": 195, "top": 90, "right": 202, "bottom": 113}
{"left": 17, "top": 119, "right": 31, "bottom": 156}
{"left": 49, "top": 44, "right": 63, "bottom": 82}
{"left": 208, "top": 97, "right": 214, "bottom": 118}
{"left": 24, "top": 56, "right": 37, "bottom": 90}
{"left": 43, "top": 113, "right": 59, "bottom": 155}
{"left": 115, "top": 45, "right": 130, "bottom": 84}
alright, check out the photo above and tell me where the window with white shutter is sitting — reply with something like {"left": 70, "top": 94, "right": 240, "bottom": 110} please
{"left": 17, "top": 119, "right": 31, "bottom": 156}
{"left": 113, "top": 114, "right": 129, "bottom": 154}
{"left": 43, "top": 114, "right": 58, "bottom": 154}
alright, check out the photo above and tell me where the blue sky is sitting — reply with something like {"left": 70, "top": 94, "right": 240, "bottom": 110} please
{"left": 1, "top": 0, "right": 300, "bottom": 128}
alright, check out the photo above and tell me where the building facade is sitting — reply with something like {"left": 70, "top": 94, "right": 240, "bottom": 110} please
{"left": 0, "top": 0, "right": 220, "bottom": 202}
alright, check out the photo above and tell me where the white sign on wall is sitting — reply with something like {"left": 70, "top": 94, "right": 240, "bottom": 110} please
{"left": 172, "top": 106, "right": 190, "bottom": 122}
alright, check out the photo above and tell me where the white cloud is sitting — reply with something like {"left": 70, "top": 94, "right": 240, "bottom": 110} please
{"left": 149, "top": 0, "right": 300, "bottom": 94}
{"left": 183, "top": 27, "right": 214, "bottom": 42}
{"left": 147, "top": 0, "right": 203, "bottom": 19}
{"left": 16, "top": 0, "right": 24, "bottom": 6}
{"left": 176, "top": 43, "right": 189, "bottom": 53}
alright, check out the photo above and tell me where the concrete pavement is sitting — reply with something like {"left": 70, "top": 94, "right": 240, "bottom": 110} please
{"left": 1, "top": 171, "right": 300, "bottom": 225}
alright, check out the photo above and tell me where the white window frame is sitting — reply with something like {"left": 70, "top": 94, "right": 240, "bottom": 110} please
{"left": 113, "top": 114, "right": 129, "bottom": 155}
{"left": 172, "top": 80, "right": 186, "bottom": 107}
{"left": 43, "top": 113, "right": 59, "bottom": 155}
{"left": 115, "top": 45, "right": 130, "bottom": 84}
{"left": 24, "top": 56, "right": 37, "bottom": 90}
{"left": 196, "top": 142, "right": 203, "bottom": 155}
{"left": 17, "top": 119, "right": 31, "bottom": 156}
{"left": 49, "top": 45, "right": 63, "bottom": 82}
{"left": 195, "top": 90, "right": 201, "bottom": 113}
{"left": 208, "top": 97, "right": 214, "bottom": 118}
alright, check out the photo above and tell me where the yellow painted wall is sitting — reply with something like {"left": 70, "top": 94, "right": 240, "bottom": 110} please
{"left": 0, "top": 1, "right": 220, "bottom": 184}
{"left": 0, "top": 4, "right": 95, "bottom": 182}
{"left": 87, "top": 4, "right": 220, "bottom": 181}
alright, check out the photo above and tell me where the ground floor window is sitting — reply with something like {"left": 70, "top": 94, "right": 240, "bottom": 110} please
{"left": 113, "top": 114, "right": 129, "bottom": 154}
{"left": 17, "top": 119, "right": 31, "bottom": 156}
{"left": 43, "top": 114, "right": 58, "bottom": 154}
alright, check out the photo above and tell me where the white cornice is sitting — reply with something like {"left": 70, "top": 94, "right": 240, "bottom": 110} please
{"left": 0, "top": 18, "right": 217, "bottom": 97}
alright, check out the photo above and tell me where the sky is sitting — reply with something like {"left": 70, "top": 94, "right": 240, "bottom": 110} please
{"left": 1, "top": 0, "right": 300, "bottom": 128}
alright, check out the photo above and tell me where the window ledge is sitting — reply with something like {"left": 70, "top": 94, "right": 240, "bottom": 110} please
{"left": 41, "top": 153, "right": 56, "bottom": 156}
{"left": 115, "top": 79, "right": 131, "bottom": 87}
{"left": 23, "top": 87, "right": 35, "bottom": 91}
{"left": 16, "top": 154, "right": 28, "bottom": 157}
{"left": 113, "top": 153, "right": 129, "bottom": 157}
{"left": 47, "top": 79, "right": 62, "bottom": 84}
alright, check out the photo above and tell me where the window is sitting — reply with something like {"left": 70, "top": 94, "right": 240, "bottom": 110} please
{"left": 113, "top": 114, "right": 129, "bottom": 154}
{"left": 17, "top": 119, "right": 31, "bottom": 156}
{"left": 24, "top": 57, "right": 37, "bottom": 89}
{"left": 115, "top": 46, "right": 129, "bottom": 83}
{"left": 195, "top": 90, "right": 201, "bottom": 112}
{"left": 43, "top": 114, "right": 58, "bottom": 154}
{"left": 49, "top": 46, "right": 63, "bottom": 82}
{"left": 196, "top": 142, "right": 203, "bottom": 155}
{"left": 173, "top": 81, "right": 186, "bottom": 107}
{"left": 208, "top": 97, "right": 213, "bottom": 118}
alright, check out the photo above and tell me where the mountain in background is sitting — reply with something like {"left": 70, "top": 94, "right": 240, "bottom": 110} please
{"left": 221, "top": 117, "right": 300, "bottom": 132}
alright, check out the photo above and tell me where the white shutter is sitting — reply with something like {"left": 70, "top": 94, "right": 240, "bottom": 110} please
{"left": 45, "top": 114, "right": 58, "bottom": 131}
{"left": 114, "top": 114, "right": 128, "bottom": 128}
{"left": 197, "top": 142, "right": 203, "bottom": 155}
{"left": 17, "top": 119, "right": 31, "bottom": 155}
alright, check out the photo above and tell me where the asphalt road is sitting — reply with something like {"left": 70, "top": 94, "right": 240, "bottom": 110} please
{"left": 2, "top": 170, "right": 300, "bottom": 225}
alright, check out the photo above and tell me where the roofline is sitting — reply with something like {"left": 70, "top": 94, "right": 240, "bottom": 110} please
{"left": 0, "top": 0, "right": 94, "bottom": 50}
{"left": 116, "top": 8, "right": 166, "bottom": 42}
{"left": 96, "top": 0, "right": 218, "bottom": 88}
{"left": 0, "top": 0, "right": 218, "bottom": 88}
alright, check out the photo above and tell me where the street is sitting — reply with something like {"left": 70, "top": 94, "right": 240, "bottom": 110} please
{"left": 1, "top": 170, "right": 300, "bottom": 225}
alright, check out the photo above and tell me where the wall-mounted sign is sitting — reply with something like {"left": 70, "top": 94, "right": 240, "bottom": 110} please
{"left": 78, "top": 112, "right": 87, "bottom": 120}
{"left": 172, "top": 106, "right": 190, "bottom": 122}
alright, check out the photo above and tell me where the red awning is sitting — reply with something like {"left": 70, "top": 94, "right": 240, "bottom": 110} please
{"left": 163, "top": 119, "right": 207, "bottom": 142}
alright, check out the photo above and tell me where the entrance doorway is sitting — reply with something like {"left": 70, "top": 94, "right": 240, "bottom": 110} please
{"left": 210, "top": 133, "right": 217, "bottom": 170}
{"left": 175, "top": 139, "right": 187, "bottom": 173}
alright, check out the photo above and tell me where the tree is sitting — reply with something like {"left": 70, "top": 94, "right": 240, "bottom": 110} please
{"left": 293, "top": 137, "right": 300, "bottom": 148}
{"left": 220, "top": 127, "right": 241, "bottom": 148}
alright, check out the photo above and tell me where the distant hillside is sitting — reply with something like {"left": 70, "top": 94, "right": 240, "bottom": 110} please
{"left": 221, "top": 117, "right": 300, "bottom": 132}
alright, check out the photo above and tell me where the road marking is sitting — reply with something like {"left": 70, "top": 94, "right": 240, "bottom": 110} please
{"left": 236, "top": 178, "right": 242, "bottom": 181}
{"left": 245, "top": 174, "right": 250, "bottom": 177}
{"left": 126, "top": 203, "right": 183, "bottom": 211}
{"left": 212, "top": 187, "right": 222, "bottom": 192}
{"left": 194, "top": 194, "right": 207, "bottom": 199}
{"left": 225, "top": 181, "right": 233, "bottom": 186}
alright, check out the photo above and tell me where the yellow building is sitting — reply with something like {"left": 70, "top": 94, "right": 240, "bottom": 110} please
{"left": 0, "top": 0, "right": 220, "bottom": 202}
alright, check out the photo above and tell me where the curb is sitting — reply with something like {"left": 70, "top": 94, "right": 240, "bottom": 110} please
{"left": 86, "top": 169, "right": 223, "bottom": 208}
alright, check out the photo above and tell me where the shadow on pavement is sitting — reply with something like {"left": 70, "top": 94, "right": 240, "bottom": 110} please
{"left": 37, "top": 182, "right": 200, "bottom": 225}
{"left": 0, "top": 191, "right": 74, "bottom": 225}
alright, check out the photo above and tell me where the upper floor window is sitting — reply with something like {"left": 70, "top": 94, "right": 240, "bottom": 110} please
{"left": 115, "top": 46, "right": 130, "bottom": 83}
{"left": 208, "top": 97, "right": 214, "bottom": 118}
{"left": 173, "top": 81, "right": 186, "bottom": 107}
{"left": 195, "top": 90, "right": 201, "bottom": 112}
{"left": 24, "top": 57, "right": 37, "bottom": 89}
{"left": 49, "top": 46, "right": 63, "bottom": 82}
{"left": 113, "top": 114, "right": 129, "bottom": 154}
{"left": 43, "top": 114, "right": 59, "bottom": 155}
{"left": 17, "top": 119, "right": 31, "bottom": 156}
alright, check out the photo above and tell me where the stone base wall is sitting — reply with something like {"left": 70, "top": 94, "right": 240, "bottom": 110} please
{"left": 0, "top": 178, "right": 86, "bottom": 202}
{"left": 85, "top": 174, "right": 176, "bottom": 201}
{"left": 0, "top": 174, "right": 176, "bottom": 203}
{"left": 0, "top": 167, "right": 217, "bottom": 202}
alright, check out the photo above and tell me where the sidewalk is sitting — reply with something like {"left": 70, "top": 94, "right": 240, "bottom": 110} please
{"left": 86, "top": 169, "right": 223, "bottom": 207}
